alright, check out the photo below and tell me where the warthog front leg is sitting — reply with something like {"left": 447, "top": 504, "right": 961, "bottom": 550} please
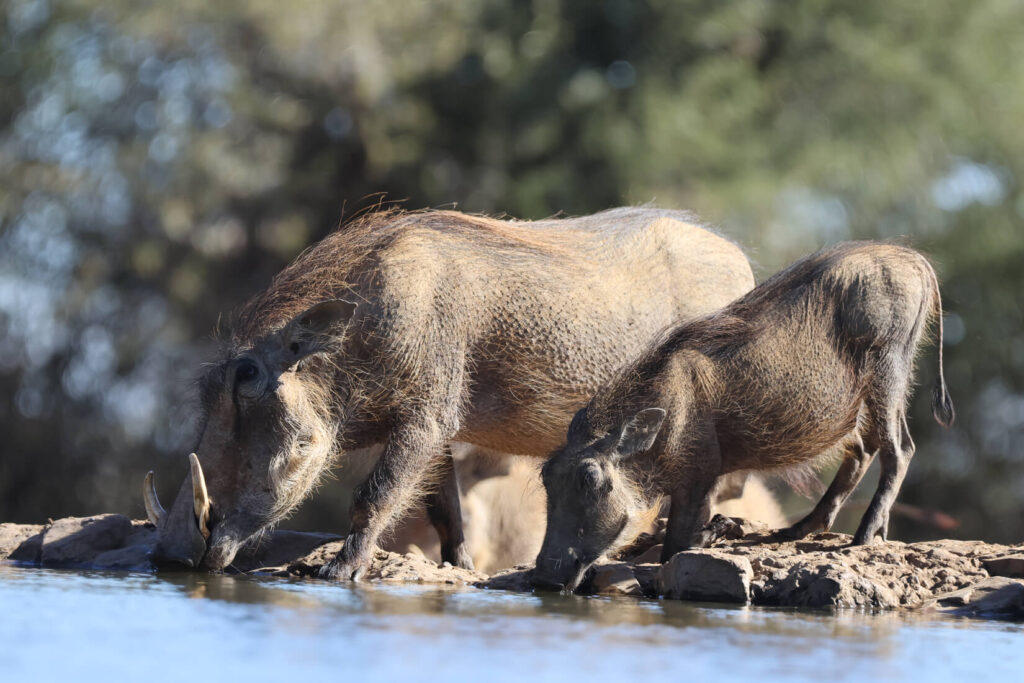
{"left": 662, "top": 480, "right": 716, "bottom": 561}
{"left": 661, "top": 428, "right": 720, "bottom": 561}
{"left": 321, "top": 417, "right": 450, "bottom": 581}
{"left": 425, "top": 446, "right": 474, "bottom": 570}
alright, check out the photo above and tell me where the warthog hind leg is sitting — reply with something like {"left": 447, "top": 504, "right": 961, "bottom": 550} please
{"left": 425, "top": 446, "right": 474, "bottom": 570}
{"left": 777, "top": 431, "right": 876, "bottom": 540}
{"left": 853, "top": 393, "right": 915, "bottom": 545}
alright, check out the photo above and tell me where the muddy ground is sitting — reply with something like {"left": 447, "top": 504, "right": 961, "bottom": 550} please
{"left": 2, "top": 514, "right": 1022, "bottom": 621}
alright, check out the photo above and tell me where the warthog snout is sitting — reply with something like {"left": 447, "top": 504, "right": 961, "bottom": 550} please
{"left": 531, "top": 546, "right": 588, "bottom": 592}
{"left": 529, "top": 571, "right": 568, "bottom": 592}
{"left": 152, "top": 541, "right": 204, "bottom": 568}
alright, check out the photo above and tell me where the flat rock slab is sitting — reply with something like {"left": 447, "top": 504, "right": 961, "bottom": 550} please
{"left": 41, "top": 515, "right": 134, "bottom": 568}
{"left": 0, "top": 523, "right": 45, "bottom": 564}
{"left": 1, "top": 516, "right": 144, "bottom": 568}
{"left": 922, "top": 577, "right": 1024, "bottom": 620}
{"left": 592, "top": 562, "right": 644, "bottom": 597}
{"left": 982, "top": 555, "right": 1024, "bottom": 579}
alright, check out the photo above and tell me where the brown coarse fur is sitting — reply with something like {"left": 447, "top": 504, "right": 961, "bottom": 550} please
{"left": 534, "top": 241, "right": 955, "bottom": 591}
{"left": 153, "top": 206, "right": 756, "bottom": 578}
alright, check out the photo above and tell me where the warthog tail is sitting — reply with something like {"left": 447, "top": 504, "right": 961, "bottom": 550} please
{"left": 930, "top": 266, "right": 955, "bottom": 428}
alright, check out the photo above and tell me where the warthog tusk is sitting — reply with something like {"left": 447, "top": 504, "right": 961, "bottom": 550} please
{"left": 143, "top": 471, "right": 165, "bottom": 525}
{"left": 189, "top": 452, "right": 211, "bottom": 540}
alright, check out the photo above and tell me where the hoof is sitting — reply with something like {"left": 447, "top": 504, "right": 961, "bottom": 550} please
{"left": 453, "top": 546, "right": 475, "bottom": 572}
{"left": 318, "top": 557, "right": 368, "bottom": 581}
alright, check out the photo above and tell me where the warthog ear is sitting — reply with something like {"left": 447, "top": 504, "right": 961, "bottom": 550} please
{"left": 567, "top": 407, "right": 588, "bottom": 439}
{"left": 278, "top": 299, "right": 357, "bottom": 369}
{"left": 613, "top": 408, "right": 667, "bottom": 459}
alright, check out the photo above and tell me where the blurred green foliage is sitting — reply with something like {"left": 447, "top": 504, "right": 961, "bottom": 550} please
{"left": 1, "top": 0, "right": 1022, "bottom": 542}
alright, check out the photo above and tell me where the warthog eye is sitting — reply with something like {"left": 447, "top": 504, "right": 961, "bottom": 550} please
{"left": 234, "top": 359, "right": 265, "bottom": 399}
{"left": 236, "top": 361, "right": 259, "bottom": 383}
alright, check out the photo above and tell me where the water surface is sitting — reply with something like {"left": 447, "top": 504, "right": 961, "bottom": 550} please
{"left": 1, "top": 565, "right": 1019, "bottom": 682}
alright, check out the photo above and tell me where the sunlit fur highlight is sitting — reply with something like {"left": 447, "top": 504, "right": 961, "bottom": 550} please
{"left": 267, "top": 368, "right": 340, "bottom": 522}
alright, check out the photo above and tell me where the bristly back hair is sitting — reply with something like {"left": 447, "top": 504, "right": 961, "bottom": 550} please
{"left": 227, "top": 204, "right": 723, "bottom": 349}
{"left": 227, "top": 207, "right": 597, "bottom": 345}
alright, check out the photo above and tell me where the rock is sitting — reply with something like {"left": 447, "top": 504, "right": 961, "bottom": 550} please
{"left": 717, "top": 531, "right": 1004, "bottom": 610}
{"left": 281, "top": 541, "right": 342, "bottom": 577}
{"left": 0, "top": 523, "right": 46, "bottom": 564}
{"left": 93, "top": 543, "right": 155, "bottom": 571}
{"left": 480, "top": 566, "right": 534, "bottom": 592}
{"left": 982, "top": 555, "right": 1024, "bottom": 579}
{"left": 659, "top": 549, "right": 752, "bottom": 603}
{"left": 726, "top": 517, "right": 773, "bottom": 538}
{"left": 88, "top": 521, "right": 157, "bottom": 571}
{"left": 922, "top": 577, "right": 1024, "bottom": 619}
{"left": 932, "top": 583, "right": 975, "bottom": 607}
{"left": 631, "top": 544, "right": 663, "bottom": 564}
{"left": 927, "top": 548, "right": 957, "bottom": 563}
{"left": 631, "top": 563, "right": 661, "bottom": 597}
{"left": 284, "top": 541, "right": 486, "bottom": 585}
{"left": 955, "top": 580, "right": 1024, "bottom": 619}
{"left": 591, "top": 563, "right": 643, "bottom": 597}
{"left": 757, "top": 563, "right": 900, "bottom": 609}
{"left": 40, "top": 515, "right": 133, "bottom": 568}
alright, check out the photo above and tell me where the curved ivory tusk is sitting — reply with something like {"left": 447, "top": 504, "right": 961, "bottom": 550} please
{"left": 189, "top": 452, "right": 211, "bottom": 540}
{"left": 143, "top": 471, "right": 166, "bottom": 526}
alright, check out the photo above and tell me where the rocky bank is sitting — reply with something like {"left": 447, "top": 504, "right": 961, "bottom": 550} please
{"left": 2, "top": 515, "right": 1022, "bottom": 621}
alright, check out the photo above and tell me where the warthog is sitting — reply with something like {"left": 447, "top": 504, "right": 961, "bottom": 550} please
{"left": 532, "top": 242, "right": 955, "bottom": 591}
{"left": 145, "top": 207, "right": 754, "bottom": 578}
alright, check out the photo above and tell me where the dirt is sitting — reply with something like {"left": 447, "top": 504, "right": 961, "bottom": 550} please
{"left": 2, "top": 515, "right": 1022, "bottom": 621}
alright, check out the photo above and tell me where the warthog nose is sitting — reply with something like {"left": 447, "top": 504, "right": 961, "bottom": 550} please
{"left": 530, "top": 572, "right": 567, "bottom": 592}
{"left": 151, "top": 545, "right": 197, "bottom": 569}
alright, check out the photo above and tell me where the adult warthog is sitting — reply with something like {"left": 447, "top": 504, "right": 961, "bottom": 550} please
{"left": 145, "top": 207, "right": 754, "bottom": 579}
{"left": 533, "top": 242, "right": 955, "bottom": 592}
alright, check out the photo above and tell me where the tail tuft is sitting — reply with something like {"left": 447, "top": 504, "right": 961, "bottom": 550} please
{"left": 932, "top": 377, "right": 955, "bottom": 428}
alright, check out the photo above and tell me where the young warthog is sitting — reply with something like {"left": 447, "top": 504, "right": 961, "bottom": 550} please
{"left": 146, "top": 207, "right": 754, "bottom": 578}
{"left": 532, "top": 242, "right": 955, "bottom": 591}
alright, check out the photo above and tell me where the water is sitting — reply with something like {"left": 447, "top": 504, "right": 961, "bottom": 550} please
{"left": 1, "top": 565, "right": 1020, "bottom": 682}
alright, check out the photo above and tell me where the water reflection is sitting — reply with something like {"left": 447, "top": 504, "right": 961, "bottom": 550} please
{"left": 1, "top": 565, "right": 1021, "bottom": 682}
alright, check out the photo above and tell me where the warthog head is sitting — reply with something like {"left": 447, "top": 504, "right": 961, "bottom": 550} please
{"left": 147, "top": 300, "right": 355, "bottom": 569}
{"left": 532, "top": 407, "right": 666, "bottom": 592}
